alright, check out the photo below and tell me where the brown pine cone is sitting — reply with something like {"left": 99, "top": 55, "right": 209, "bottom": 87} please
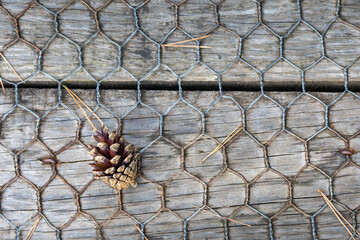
{"left": 88, "top": 126, "right": 139, "bottom": 190}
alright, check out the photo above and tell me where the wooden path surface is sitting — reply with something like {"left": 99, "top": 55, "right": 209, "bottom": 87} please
{"left": 0, "top": 0, "right": 359, "bottom": 239}
{"left": 0, "top": 89, "right": 359, "bottom": 240}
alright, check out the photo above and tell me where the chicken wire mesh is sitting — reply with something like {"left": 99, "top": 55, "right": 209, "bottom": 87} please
{"left": 0, "top": 0, "right": 359, "bottom": 239}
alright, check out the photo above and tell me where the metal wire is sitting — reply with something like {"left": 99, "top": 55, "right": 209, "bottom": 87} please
{"left": 0, "top": 0, "right": 359, "bottom": 239}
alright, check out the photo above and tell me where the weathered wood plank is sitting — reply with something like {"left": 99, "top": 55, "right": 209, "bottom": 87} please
{"left": 0, "top": 89, "right": 359, "bottom": 239}
{"left": 0, "top": 0, "right": 359, "bottom": 90}
{"left": 0, "top": 0, "right": 359, "bottom": 239}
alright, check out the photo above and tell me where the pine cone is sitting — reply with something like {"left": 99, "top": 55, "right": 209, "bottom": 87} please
{"left": 88, "top": 126, "right": 139, "bottom": 190}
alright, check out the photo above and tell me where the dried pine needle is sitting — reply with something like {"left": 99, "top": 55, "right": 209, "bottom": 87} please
{"left": 162, "top": 35, "right": 211, "bottom": 49}
{"left": 192, "top": 205, "right": 251, "bottom": 227}
{"left": 0, "top": 52, "right": 24, "bottom": 83}
{"left": 63, "top": 85, "right": 104, "bottom": 126}
{"left": 133, "top": 224, "right": 149, "bottom": 240}
{"left": 63, "top": 85, "right": 98, "bottom": 131}
{"left": 0, "top": 51, "right": 27, "bottom": 94}
{"left": 25, "top": 217, "right": 41, "bottom": 240}
{"left": 0, "top": 54, "right": 7, "bottom": 93}
{"left": 318, "top": 190, "right": 354, "bottom": 230}
{"left": 318, "top": 189, "right": 358, "bottom": 239}
{"left": 200, "top": 125, "right": 243, "bottom": 163}
{"left": 0, "top": 77, "right": 4, "bottom": 94}
{"left": 162, "top": 45, "right": 211, "bottom": 49}
{"left": 165, "top": 35, "right": 210, "bottom": 45}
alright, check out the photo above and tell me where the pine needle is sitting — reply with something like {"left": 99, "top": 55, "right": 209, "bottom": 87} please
{"left": 165, "top": 35, "right": 210, "bottom": 46}
{"left": 133, "top": 224, "right": 149, "bottom": 240}
{"left": 200, "top": 125, "right": 243, "bottom": 163}
{"left": 0, "top": 52, "right": 24, "bottom": 82}
{"left": 318, "top": 189, "right": 358, "bottom": 239}
{"left": 25, "top": 217, "right": 41, "bottom": 240}
{"left": 161, "top": 35, "right": 211, "bottom": 49}
{"left": 192, "top": 205, "right": 251, "bottom": 227}
{"left": 63, "top": 85, "right": 98, "bottom": 131}
{"left": 0, "top": 77, "right": 4, "bottom": 94}
{"left": 162, "top": 44, "right": 211, "bottom": 49}
{"left": 63, "top": 85, "right": 104, "bottom": 126}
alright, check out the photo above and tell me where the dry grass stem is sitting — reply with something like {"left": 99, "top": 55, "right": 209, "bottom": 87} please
{"left": 63, "top": 85, "right": 98, "bottom": 131}
{"left": 318, "top": 189, "right": 358, "bottom": 239}
{"left": 192, "top": 205, "right": 251, "bottom": 227}
{"left": 200, "top": 125, "right": 243, "bottom": 163}
{"left": 162, "top": 35, "right": 211, "bottom": 49}
{"left": 133, "top": 224, "right": 149, "bottom": 240}
{"left": 63, "top": 85, "right": 104, "bottom": 126}
{"left": 0, "top": 52, "right": 24, "bottom": 83}
{"left": 25, "top": 217, "right": 41, "bottom": 240}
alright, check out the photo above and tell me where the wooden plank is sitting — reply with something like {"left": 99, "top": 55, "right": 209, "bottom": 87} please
{"left": 0, "top": 89, "right": 359, "bottom": 239}
{"left": 0, "top": 0, "right": 359, "bottom": 90}
{"left": 0, "top": 0, "right": 359, "bottom": 239}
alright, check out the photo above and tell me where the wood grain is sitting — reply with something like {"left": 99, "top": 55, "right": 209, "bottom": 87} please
{"left": 0, "top": 0, "right": 359, "bottom": 239}
{"left": 0, "top": 89, "right": 358, "bottom": 239}
{"left": 0, "top": 0, "right": 358, "bottom": 91}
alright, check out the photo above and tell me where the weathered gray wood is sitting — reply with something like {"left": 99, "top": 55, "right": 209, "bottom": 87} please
{"left": 0, "top": 0, "right": 359, "bottom": 90}
{"left": 0, "top": 89, "right": 359, "bottom": 239}
{"left": 0, "top": 0, "right": 359, "bottom": 239}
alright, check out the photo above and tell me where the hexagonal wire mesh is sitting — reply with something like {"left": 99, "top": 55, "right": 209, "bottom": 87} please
{"left": 0, "top": 0, "right": 359, "bottom": 239}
